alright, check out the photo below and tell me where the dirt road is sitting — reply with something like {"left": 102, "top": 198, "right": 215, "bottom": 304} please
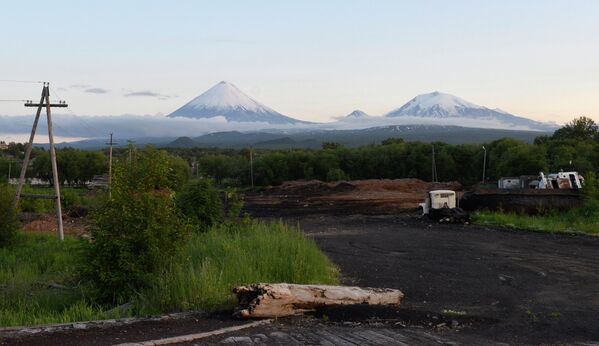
{"left": 290, "top": 213, "right": 599, "bottom": 345}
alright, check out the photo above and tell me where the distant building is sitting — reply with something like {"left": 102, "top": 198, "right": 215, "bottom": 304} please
{"left": 0, "top": 141, "right": 8, "bottom": 150}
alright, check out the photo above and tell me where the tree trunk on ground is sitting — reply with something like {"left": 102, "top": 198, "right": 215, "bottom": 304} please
{"left": 233, "top": 283, "right": 404, "bottom": 318}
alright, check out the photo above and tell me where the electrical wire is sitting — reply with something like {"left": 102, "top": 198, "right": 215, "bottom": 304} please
{"left": 48, "top": 85, "right": 104, "bottom": 138}
{"left": 0, "top": 79, "right": 44, "bottom": 84}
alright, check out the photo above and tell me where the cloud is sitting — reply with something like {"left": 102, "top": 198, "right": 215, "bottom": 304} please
{"left": 69, "top": 84, "right": 91, "bottom": 89}
{"left": 84, "top": 88, "right": 110, "bottom": 94}
{"left": 123, "top": 90, "right": 174, "bottom": 100}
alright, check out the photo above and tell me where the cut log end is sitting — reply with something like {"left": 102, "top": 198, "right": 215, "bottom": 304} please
{"left": 233, "top": 283, "right": 404, "bottom": 318}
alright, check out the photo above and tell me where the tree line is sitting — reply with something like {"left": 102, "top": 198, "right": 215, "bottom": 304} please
{"left": 1, "top": 116, "right": 598, "bottom": 187}
{"left": 168, "top": 117, "right": 599, "bottom": 187}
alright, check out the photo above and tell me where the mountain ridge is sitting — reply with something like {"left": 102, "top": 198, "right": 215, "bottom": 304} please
{"left": 168, "top": 81, "right": 308, "bottom": 124}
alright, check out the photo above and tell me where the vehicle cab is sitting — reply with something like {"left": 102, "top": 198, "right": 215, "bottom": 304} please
{"left": 419, "top": 190, "right": 457, "bottom": 215}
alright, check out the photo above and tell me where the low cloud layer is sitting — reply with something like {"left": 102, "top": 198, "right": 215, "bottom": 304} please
{"left": 0, "top": 113, "right": 548, "bottom": 145}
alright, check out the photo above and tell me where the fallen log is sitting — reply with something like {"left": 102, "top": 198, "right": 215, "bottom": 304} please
{"left": 233, "top": 283, "right": 404, "bottom": 318}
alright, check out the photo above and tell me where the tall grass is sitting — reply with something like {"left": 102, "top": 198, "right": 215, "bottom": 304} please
{"left": 473, "top": 210, "right": 599, "bottom": 235}
{"left": 0, "top": 233, "right": 111, "bottom": 326}
{"left": 136, "top": 220, "right": 339, "bottom": 315}
{"left": 0, "top": 220, "right": 338, "bottom": 327}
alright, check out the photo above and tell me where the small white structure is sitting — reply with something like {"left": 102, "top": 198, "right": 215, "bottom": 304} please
{"left": 418, "top": 190, "right": 469, "bottom": 223}
{"left": 419, "top": 190, "right": 457, "bottom": 215}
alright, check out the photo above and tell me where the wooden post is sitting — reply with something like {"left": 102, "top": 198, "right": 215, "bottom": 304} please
{"left": 18, "top": 83, "right": 68, "bottom": 241}
{"left": 249, "top": 147, "right": 254, "bottom": 188}
{"left": 14, "top": 89, "right": 45, "bottom": 207}
{"left": 44, "top": 85, "right": 64, "bottom": 241}
{"left": 107, "top": 133, "right": 114, "bottom": 199}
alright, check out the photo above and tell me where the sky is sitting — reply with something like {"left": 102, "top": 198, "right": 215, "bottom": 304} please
{"left": 1, "top": 0, "right": 599, "bottom": 123}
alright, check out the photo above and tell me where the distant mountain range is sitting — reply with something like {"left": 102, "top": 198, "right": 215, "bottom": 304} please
{"left": 2, "top": 82, "right": 560, "bottom": 148}
{"left": 163, "top": 125, "right": 549, "bottom": 149}
{"left": 167, "top": 82, "right": 556, "bottom": 131}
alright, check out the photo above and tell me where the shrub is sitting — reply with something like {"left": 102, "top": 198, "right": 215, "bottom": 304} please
{"left": 61, "top": 189, "right": 82, "bottom": 209}
{"left": 326, "top": 168, "right": 349, "bottom": 182}
{"left": 0, "top": 184, "right": 20, "bottom": 246}
{"left": 581, "top": 172, "right": 599, "bottom": 218}
{"left": 176, "top": 179, "right": 224, "bottom": 231}
{"left": 83, "top": 147, "right": 192, "bottom": 303}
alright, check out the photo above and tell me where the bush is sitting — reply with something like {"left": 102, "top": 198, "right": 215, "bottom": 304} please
{"left": 61, "top": 189, "right": 82, "bottom": 209}
{"left": 326, "top": 168, "right": 349, "bottom": 182}
{"left": 0, "top": 184, "right": 20, "bottom": 246}
{"left": 581, "top": 172, "right": 599, "bottom": 218}
{"left": 176, "top": 179, "right": 224, "bottom": 231}
{"left": 83, "top": 147, "right": 192, "bottom": 303}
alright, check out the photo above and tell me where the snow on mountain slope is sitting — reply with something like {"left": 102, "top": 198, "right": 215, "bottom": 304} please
{"left": 385, "top": 91, "right": 556, "bottom": 131}
{"left": 169, "top": 81, "right": 307, "bottom": 124}
{"left": 345, "top": 110, "right": 371, "bottom": 118}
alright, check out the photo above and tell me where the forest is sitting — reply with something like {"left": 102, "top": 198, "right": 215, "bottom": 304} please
{"left": 1, "top": 117, "right": 598, "bottom": 187}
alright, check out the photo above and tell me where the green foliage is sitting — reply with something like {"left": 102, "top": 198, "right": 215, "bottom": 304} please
{"left": 224, "top": 187, "right": 244, "bottom": 219}
{"left": 83, "top": 147, "right": 192, "bottom": 303}
{"left": 0, "top": 233, "right": 117, "bottom": 327}
{"left": 0, "top": 222, "right": 338, "bottom": 327}
{"left": 326, "top": 168, "right": 349, "bottom": 181}
{"left": 322, "top": 142, "right": 344, "bottom": 150}
{"left": 161, "top": 117, "right": 599, "bottom": 187}
{"left": 135, "top": 220, "right": 339, "bottom": 314}
{"left": 381, "top": 137, "right": 405, "bottom": 145}
{"left": 581, "top": 172, "right": 599, "bottom": 218}
{"left": 0, "top": 184, "right": 20, "bottom": 246}
{"left": 61, "top": 189, "right": 82, "bottom": 209}
{"left": 176, "top": 178, "right": 224, "bottom": 231}
{"left": 473, "top": 210, "right": 599, "bottom": 235}
{"left": 552, "top": 116, "right": 598, "bottom": 141}
{"left": 30, "top": 148, "right": 107, "bottom": 185}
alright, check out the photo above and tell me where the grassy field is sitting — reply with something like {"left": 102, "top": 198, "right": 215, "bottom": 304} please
{"left": 0, "top": 220, "right": 338, "bottom": 327}
{"left": 0, "top": 233, "right": 111, "bottom": 327}
{"left": 472, "top": 210, "right": 599, "bottom": 235}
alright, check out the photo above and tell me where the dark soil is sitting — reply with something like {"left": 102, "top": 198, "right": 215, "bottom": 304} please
{"left": 289, "top": 212, "right": 599, "bottom": 345}
{"left": 0, "top": 313, "right": 244, "bottom": 346}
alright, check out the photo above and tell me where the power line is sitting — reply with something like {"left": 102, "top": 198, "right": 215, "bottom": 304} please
{"left": 0, "top": 79, "right": 44, "bottom": 84}
{"left": 48, "top": 85, "right": 101, "bottom": 136}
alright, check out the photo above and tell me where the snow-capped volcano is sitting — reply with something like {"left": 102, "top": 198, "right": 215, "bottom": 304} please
{"left": 345, "top": 110, "right": 371, "bottom": 118}
{"left": 386, "top": 91, "right": 556, "bottom": 131}
{"left": 169, "top": 81, "right": 306, "bottom": 124}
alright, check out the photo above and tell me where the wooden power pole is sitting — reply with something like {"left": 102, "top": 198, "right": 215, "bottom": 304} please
{"left": 106, "top": 133, "right": 117, "bottom": 198}
{"left": 15, "top": 83, "right": 67, "bottom": 241}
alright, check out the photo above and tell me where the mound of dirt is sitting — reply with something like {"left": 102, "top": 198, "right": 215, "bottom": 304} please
{"left": 22, "top": 213, "right": 89, "bottom": 237}
{"left": 245, "top": 179, "right": 462, "bottom": 216}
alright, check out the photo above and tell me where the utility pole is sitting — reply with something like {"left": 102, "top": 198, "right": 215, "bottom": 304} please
{"left": 127, "top": 140, "right": 136, "bottom": 164}
{"left": 249, "top": 147, "right": 254, "bottom": 188}
{"left": 482, "top": 146, "right": 487, "bottom": 184}
{"left": 106, "top": 133, "right": 117, "bottom": 198}
{"left": 431, "top": 145, "right": 438, "bottom": 183}
{"left": 15, "top": 83, "right": 67, "bottom": 241}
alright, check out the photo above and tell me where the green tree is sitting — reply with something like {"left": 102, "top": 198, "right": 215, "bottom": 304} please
{"left": 0, "top": 184, "right": 19, "bottom": 246}
{"left": 552, "top": 116, "right": 598, "bottom": 141}
{"left": 83, "top": 147, "right": 191, "bottom": 303}
{"left": 175, "top": 178, "right": 224, "bottom": 231}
